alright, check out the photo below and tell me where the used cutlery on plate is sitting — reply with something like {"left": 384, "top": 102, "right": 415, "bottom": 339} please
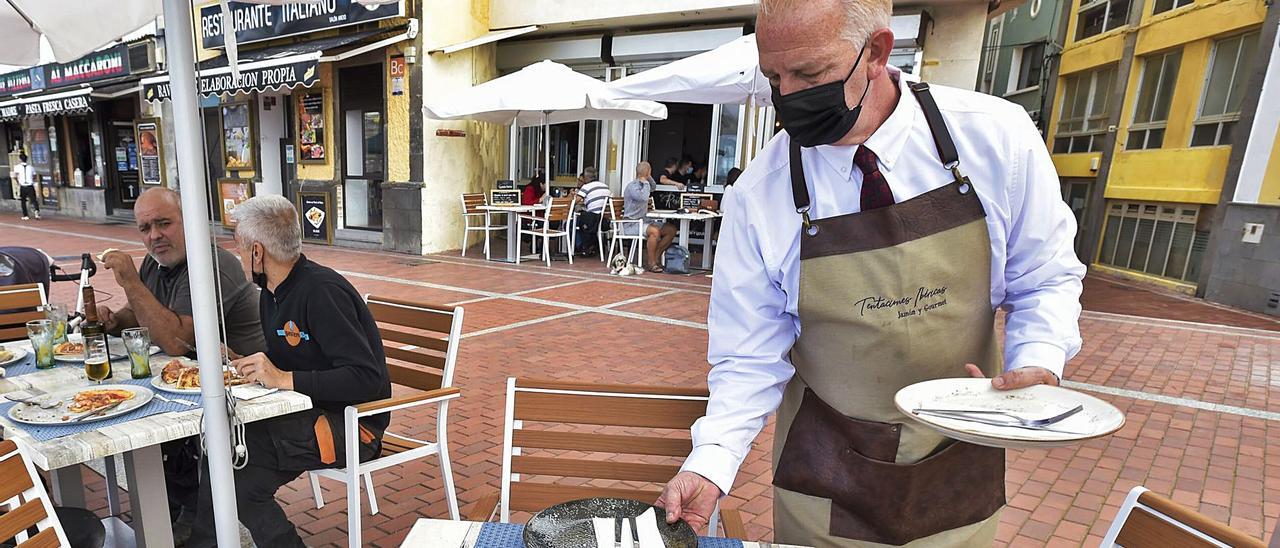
{"left": 912, "top": 404, "right": 1083, "bottom": 427}
{"left": 72, "top": 400, "right": 125, "bottom": 422}
{"left": 5, "top": 393, "right": 61, "bottom": 409}
{"left": 912, "top": 409, "right": 1089, "bottom": 435}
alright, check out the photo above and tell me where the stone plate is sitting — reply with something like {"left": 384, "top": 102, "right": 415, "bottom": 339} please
{"left": 524, "top": 498, "right": 696, "bottom": 548}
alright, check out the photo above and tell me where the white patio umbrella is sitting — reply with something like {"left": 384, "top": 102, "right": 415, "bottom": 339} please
{"left": 0, "top": 0, "right": 160, "bottom": 64}
{"left": 601, "top": 34, "right": 772, "bottom": 106}
{"left": 427, "top": 59, "right": 667, "bottom": 190}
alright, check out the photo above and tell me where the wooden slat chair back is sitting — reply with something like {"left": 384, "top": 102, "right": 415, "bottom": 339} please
{"left": 461, "top": 193, "right": 488, "bottom": 215}
{"left": 595, "top": 197, "right": 627, "bottom": 262}
{"left": 1101, "top": 487, "right": 1265, "bottom": 548}
{"left": 0, "top": 439, "right": 71, "bottom": 547}
{"left": 544, "top": 196, "right": 575, "bottom": 223}
{"left": 469, "top": 378, "right": 745, "bottom": 538}
{"left": 0, "top": 284, "right": 47, "bottom": 343}
{"left": 306, "top": 295, "right": 464, "bottom": 547}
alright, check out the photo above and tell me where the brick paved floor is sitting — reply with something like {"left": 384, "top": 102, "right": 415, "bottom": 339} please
{"left": 3, "top": 215, "right": 1278, "bottom": 547}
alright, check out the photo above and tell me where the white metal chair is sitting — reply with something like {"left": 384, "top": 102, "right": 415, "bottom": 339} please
{"left": 307, "top": 295, "right": 464, "bottom": 547}
{"left": 596, "top": 197, "right": 623, "bottom": 262}
{"left": 607, "top": 199, "right": 646, "bottom": 268}
{"left": 1100, "top": 486, "right": 1265, "bottom": 547}
{"left": 464, "top": 378, "right": 746, "bottom": 539}
{"left": 0, "top": 283, "right": 48, "bottom": 342}
{"left": 0, "top": 438, "right": 73, "bottom": 547}
{"left": 460, "top": 193, "right": 505, "bottom": 260}
{"left": 517, "top": 196, "right": 575, "bottom": 267}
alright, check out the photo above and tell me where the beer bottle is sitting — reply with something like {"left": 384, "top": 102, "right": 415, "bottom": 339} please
{"left": 80, "top": 284, "right": 111, "bottom": 379}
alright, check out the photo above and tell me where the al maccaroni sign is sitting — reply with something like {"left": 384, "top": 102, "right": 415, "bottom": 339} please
{"left": 199, "top": 0, "right": 403, "bottom": 49}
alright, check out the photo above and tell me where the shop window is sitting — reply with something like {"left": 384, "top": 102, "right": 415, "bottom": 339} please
{"left": 516, "top": 120, "right": 603, "bottom": 185}
{"left": 1192, "top": 31, "right": 1259, "bottom": 147}
{"left": 1153, "top": 0, "right": 1192, "bottom": 15}
{"left": 1076, "top": 0, "right": 1130, "bottom": 41}
{"left": 1009, "top": 43, "right": 1046, "bottom": 93}
{"left": 981, "top": 22, "right": 1002, "bottom": 94}
{"left": 1054, "top": 66, "right": 1116, "bottom": 153}
{"left": 1127, "top": 50, "right": 1181, "bottom": 150}
{"left": 1097, "top": 200, "right": 1205, "bottom": 283}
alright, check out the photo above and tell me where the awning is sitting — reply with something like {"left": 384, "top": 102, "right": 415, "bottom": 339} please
{"left": 430, "top": 25, "right": 538, "bottom": 55}
{"left": 0, "top": 87, "right": 93, "bottom": 120}
{"left": 141, "top": 24, "right": 415, "bottom": 102}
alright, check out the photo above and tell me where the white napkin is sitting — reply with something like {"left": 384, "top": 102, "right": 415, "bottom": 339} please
{"left": 592, "top": 517, "right": 614, "bottom": 548}
{"left": 635, "top": 508, "right": 664, "bottom": 548}
{"left": 229, "top": 385, "right": 278, "bottom": 400}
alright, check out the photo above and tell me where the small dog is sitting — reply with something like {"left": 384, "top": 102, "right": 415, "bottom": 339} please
{"left": 609, "top": 254, "right": 642, "bottom": 276}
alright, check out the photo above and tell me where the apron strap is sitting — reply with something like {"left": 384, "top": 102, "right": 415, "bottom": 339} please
{"left": 907, "top": 82, "right": 968, "bottom": 184}
{"left": 789, "top": 140, "right": 814, "bottom": 231}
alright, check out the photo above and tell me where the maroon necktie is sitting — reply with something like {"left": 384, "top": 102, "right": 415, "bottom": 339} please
{"left": 855, "top": 145, "right": 894, "bottom": 210}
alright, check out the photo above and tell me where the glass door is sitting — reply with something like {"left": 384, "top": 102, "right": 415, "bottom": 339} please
{"left": 110, "top": 122, "right": 140, "bottom": 206}
{"left": 339, "top": 64, "right": 385, "bottom": 231}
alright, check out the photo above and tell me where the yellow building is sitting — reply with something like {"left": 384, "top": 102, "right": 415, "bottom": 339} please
{"left": 1045, "top": 0, "right": 1267, "bottom": 291}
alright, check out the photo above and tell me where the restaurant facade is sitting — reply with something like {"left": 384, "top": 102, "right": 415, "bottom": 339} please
{"left": 0, "top": 38, "right": 161, "bottom": 220}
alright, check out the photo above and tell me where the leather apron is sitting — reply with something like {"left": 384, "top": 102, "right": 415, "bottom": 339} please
{"left": 771, "top": 82, "right": 1005, "bottom": 547}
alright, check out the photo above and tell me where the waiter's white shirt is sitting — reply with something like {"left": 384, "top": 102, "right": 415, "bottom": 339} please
{"left": 14, "top": 162, "right": 34, "bottom": 186}
{"left": 684, "top": 72, "right": 1087, "bottom": 495}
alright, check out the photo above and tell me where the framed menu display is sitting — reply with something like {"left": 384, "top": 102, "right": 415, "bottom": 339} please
{"left": 495, "top": 179, "right": 516, "bottom": 190}
{"left": 681, "top": 193, "right": 712, "bottom": 210}
{"left": 135, "top": 118, "right": 165, "bottom": 186}
{"left": 297, "top": 92, "right": 326, "bottom": 163}
{"left": 217, "top": 178, "right": 253, "bottom": 228}
{"left": 298, "top": 191, "right": 333, "bottom": 244}
{"left": 221, "top": 101, "right": 254, "bottom": 171}
{"left": 490, "top": 190, "right": 520, "bottom": 205}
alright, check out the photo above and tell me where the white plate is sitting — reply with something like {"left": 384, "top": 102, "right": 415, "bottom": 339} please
{"left": 150, "top": 357, "right": 247, "bottom": 395}
{"left": 894, "top": 378, "right": 1125, "bottom": 449}
{"left": 7, "top": 384, "right": 155, "bottom": 426}
{"left": 0, "top": 346, "right": 27, "bottom": 367}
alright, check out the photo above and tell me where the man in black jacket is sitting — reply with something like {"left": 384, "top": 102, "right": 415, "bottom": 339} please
{"left": 188, "top": 195, "right": 391, "bottom": 548}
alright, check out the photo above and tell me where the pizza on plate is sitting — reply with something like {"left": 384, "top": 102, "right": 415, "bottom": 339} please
{"left": 0, "top": 348, "right": 14, "bottom": 362}
{"left": 54, "top": 341, "right": 84, "bottom": 355}
{"left": 68, "top": 389, "right": 135, "bottom": 413}
{"left": 161, "top": 358, "right": 249, "bottom": 389}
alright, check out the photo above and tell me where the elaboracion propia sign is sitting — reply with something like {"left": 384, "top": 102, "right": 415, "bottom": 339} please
{"left": 143, "top": 57, "right": 319, "bottom": 101}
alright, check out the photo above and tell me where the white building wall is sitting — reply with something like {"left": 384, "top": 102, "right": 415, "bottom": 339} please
{"left": 918, "top": 2, "right": 988, "bottom": 90}
{"left": 489, "top": 0, "right": 755, "bottom": 30}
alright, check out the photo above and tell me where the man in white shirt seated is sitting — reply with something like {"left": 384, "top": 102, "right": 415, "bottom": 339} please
{"left": 656, "top": 0, "right": 1086, "bottom": 545}
{"left": 574, "top": 167, "right": 609, "bottom": 256}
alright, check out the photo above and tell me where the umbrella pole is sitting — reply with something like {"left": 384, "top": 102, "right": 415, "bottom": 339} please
{"left": 161, "top": 0, "right": 241, "bottom": 546}
{"left": 543, "top": 111, "right": 551, "bottom": 205}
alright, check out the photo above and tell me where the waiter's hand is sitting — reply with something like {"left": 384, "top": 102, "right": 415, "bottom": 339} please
{"left": 232, "top": 352, "right": 294, "bottom": 390}
{"left": 965, "top": 363, "right": 1059, "bottom": 390}
{"left": 656, "top": 471, "right": 721, "bottom": 532}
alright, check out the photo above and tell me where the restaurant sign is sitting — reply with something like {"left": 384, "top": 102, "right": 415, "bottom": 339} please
{"left": 0, "top": 67, "right": 43, "bottom": 96}
{"left": 0, "top": 105, "right": 19, "bottom": 120}
{"left": 144, "top": 58, "right": 319, "bottom": 101}
{"left": 22, "top": 95, "right": 92, "bottom": 116}
{"left": 200, "top": 0, "right": 404, "bottom": 49}
{"left": 47, "top": 44, "right": 131, "bottom": 88}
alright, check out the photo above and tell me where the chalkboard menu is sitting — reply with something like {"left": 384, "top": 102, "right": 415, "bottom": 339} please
{"left": 495, "top": 179, "right": 515, "bottom": 190}
{"left": 681, "top": 193, "right": 712, "bottom": 210}
{"left": 298, "top": 192, "right": 333, "bottom": 244}
{"left": 490, "top": 190, "right": 520, "bottom": 206}
{"left": 298, "top": 92, "right": 326, "bottom": 163}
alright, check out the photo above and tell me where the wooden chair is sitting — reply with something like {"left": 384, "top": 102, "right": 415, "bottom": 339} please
{"left": 465, "top": 378, "right": 747, "bottom": 539}
{"left": 1100, "top": 486, "right": 1265, "bottom": 547}
{"left": 0, "top": 439, "right": 72, "bottom": 547}
{"left": 517, "top": 196, "right": 576, "bottom": 267}
{"left": 0, "top": 283, "right": 47, "bottom": 342}
{"left": 307, "top": 295, "right": 463, "bottom": 548}
{"left": 460, "top": 193, "right": 505, "bottom": 260}
{"left": 606, "top": 198, "right": 645, "bottom": 268}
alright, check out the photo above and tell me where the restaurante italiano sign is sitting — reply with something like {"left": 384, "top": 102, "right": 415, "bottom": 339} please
{"left": 199, "top": 0, "right": 403, "bottom": 49}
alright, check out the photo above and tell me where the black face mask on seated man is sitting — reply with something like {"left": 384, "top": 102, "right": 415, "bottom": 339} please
{"left": 771, "top": 42, "right": 872, "bottom": 147}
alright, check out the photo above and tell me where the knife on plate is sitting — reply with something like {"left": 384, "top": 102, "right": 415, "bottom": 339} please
{"left": 72, "top": 399, "right": 125, "bottom": 422}
{"left": 912, "top": 410, "right": 1089, "bottom": 435}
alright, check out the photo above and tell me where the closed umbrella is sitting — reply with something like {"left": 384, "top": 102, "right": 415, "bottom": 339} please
{"left": 427, "top": 59, "right": 667, "bottom": 190}
{"left": 600, "top": 34, "right": 771, "bottom": 106}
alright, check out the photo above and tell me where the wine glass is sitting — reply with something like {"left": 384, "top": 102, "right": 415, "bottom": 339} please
{"left": 83, "top": 334, "right": 110, "bottom": 384}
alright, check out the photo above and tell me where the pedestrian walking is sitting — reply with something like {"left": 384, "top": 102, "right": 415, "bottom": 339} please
{"left": 12, "top": 153, "right": 39, "bottom": 220}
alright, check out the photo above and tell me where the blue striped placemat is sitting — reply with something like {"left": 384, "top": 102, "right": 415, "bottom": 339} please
{"left": 475, "top": 522, "right": 744, "bottom": 547}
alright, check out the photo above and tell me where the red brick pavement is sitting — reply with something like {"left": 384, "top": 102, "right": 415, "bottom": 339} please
{"left": 2, "top": 216, "right": 1279, "bottom": 547}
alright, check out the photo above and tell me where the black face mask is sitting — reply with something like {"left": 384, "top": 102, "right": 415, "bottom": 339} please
{"left": 772, "top": 44, "right": 872, "bottom": 147}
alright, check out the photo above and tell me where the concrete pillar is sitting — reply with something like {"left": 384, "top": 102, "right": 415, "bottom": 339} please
{"left": 919, "top": 3, "right": 988, "bottom": 89}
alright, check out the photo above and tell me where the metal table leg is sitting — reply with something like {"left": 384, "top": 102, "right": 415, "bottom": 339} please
{"left": 51, "top": 465, "right": 86, "bottom": 508}
{"left": 104, "top": 455, "right": 122, "bottom": 516}
{"left": 503, "top": 211, "right": 520, "bottom": 263}
{"left": 702, "top": 217, "right": 717, "bottom": 270}
{"left": 124, "top": 444, "right": 174, "bottom": 548}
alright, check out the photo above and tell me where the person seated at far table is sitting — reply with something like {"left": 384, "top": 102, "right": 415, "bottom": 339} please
{"left": 574, "top": 167, "right": 608, "bottom": 256}
{"left": 187, "top": 195, "right": 391, "bottom": 548}
{"left": 623, "top": 162, "right": 678, "bottom": 272}
{"left": 522, "top": 168, "right": 547, "bottom": 205}
{"left": 657, "top": 157, "right": 687, "bottom": 190}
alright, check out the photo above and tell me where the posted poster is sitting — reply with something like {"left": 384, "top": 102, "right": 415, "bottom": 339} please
{"left": 298, "top": 92, "right": 325, "bottom": 163}
{"left": 217, "top": 178, "right": 253, "bottom": 228}
{"left": 221, "top": 102, "right": 254, "bottom": 171}
{"left": 298, "top": 192, "right": 333, "bottom": 244}
{"left": 135, "top": 119, "right": 164, "bottom": 185}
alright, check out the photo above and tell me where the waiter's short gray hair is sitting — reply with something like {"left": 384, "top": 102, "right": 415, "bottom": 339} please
{"left": 759, "top": 0, "right": 890, "bottom": 44}
{"left": 232, "top": 195, "right": 302, "bottom": 261}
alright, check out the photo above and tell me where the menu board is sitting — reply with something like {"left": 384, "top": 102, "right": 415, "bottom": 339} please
{"left": 217, "top": 178, "right": 253, "bottom": 228}
{"left": 135, "top": 119, "right": 164, "bottom": 185}
{"left": 298, "top": 92, "right": 326, "bottom": 163}
{"left": 490, "top": 190, "right": 520, "bottom": 206}
{"left": 495, "top": 179, "right": 516, "bottom": 190}
{"left": 221, "top": 102, "right": 254, "bottom": 171}
{"left": 681, "top": 193, "right": 712, "bottom": 210}
{"left": 298, "top": 192, "right": 333, "bottom": 244}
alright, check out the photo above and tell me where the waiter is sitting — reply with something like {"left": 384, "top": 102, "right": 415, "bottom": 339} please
{"left": 657, "top": 0, "right": 1085, "bottom": 546}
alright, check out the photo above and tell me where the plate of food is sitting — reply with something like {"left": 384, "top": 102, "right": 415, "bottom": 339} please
{"left": 524, "top": 498, "right": 695, "bottom": 548}
{"left": 894, "top": 378, "right": 1125, "bottom": 449}
{"left": 0, "top": 345, "right": 27, "bottom": 367}
{"left": 151, "top": 357, "right": 250, "bottom": 395}
{"left": 53, "top": 335, "right": 160, "bottom": 363}
{"left": 7, "top": 384, "right": 154, "bottom": 425}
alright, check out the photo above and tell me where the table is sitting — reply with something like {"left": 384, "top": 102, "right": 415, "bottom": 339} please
{"left": 478, "top": 204, "right": 546, "bottom": 263}
{"left": 0, "top": 342, "right": 312, "bottom": 548}
{"left": 646, "top": 210, "right": 723, "bottom": 270}
{"left": 401, "top": 519, "right": 806, "bottom": 547}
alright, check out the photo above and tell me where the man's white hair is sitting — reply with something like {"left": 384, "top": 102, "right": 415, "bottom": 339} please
{"left": 759, "top": 0, "right": 891, "bottom": 44}
{"left": 232, "top": 195, "right": 302, "bottom": 261}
